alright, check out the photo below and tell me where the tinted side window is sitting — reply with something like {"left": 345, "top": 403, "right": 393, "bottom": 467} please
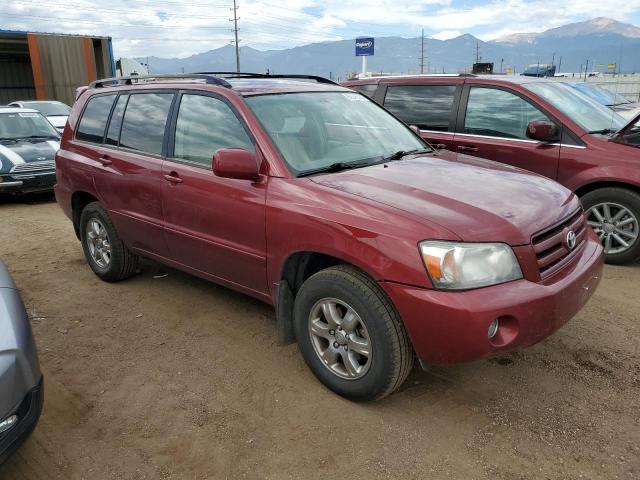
{"left": 351, "top": 84, "right": 377, "bottom": 98}
{"left": 173, "top": 94, "right": 254, "bottom": 165}
{"left": 120, "top": 93, "right": 174, "bottom": 155}
{"left": 464, "top": 87, "right": 551, "bottom": 140}
{"left": 105, "top": 95, "right": 127, "bottom": 146}
{"left": 384, "top": 85, "right": 457, "bottom": 131}
{"left": 76, "top": 95, "right": 116, "bottom": 143}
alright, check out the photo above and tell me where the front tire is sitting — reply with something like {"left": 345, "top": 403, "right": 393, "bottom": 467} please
{"left": 582, "top": 187, "right": 640, "bottom": 265}
{"left": 293, "top": 265, "right": 413, "bottom": 401}
{"left": 79, "top": 202, "right": 139, "bottom": 282}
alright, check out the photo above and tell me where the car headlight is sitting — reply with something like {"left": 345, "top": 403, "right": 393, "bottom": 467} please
{"left": 419, "top": 241, "right": 522, "bottom": 290}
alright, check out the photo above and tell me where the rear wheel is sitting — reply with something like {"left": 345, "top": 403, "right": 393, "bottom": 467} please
{"left": 80, "top": 202, "right": 139, "bottom": 281}
{"left": 582, "top": 187, "right": 640, "bottom": 264}
{"left": 293, "top": 265, "right": 413, "bottom": 401}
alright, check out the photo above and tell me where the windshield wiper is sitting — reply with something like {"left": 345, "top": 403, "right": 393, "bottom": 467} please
{"left": 588, "top": 128, "right": 617, "bottom": 135}
{"left": 382, "top": 148, "right": 432, "bottom": 161}
{"left": 297, "top": 160, "right": 375, "bottom": 177}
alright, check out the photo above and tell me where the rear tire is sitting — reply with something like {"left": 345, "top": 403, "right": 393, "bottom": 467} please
{"left": 79, "top": 202, "right": 139, "bottom": 282}
{"left": 581, "top": 187, "right": 640, "bottom": 265}
{"left": 293, "top": 265, "right": 413, "bottom": 401}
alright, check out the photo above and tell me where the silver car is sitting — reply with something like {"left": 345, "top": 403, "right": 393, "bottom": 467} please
{"left": 0, "top": 259, "right": 42, "bottom": 464}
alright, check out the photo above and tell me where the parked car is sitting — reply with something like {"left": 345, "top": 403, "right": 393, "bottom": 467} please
{"left": 0, "top": 259, "right": 43, "bottom": 464}
{"left": 566, "top": 82, "right": 640, "bottom": 120}
{"left": 344, "top": 75, "right": 640, "bottom": 264}
{"left": 0, "top": 108, "right": 60, "bottom": 194}
{"left": 55, "top": 73, "right": 603, "bottom": 400}
{"left": 7, "top": 101, "right": 71, "bottom": 133}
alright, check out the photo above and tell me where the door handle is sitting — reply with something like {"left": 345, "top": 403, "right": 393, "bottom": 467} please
{"left": 457, "top": 145, "right": 479, "bottom": 153}
{"left": 163, "top": 173, "right": 183, "bottom": 184}
{"left": 98, "top": 154, "right": 112, "bottom": 166}
{"left": 433, "top": 143, "right": 447, "bottom": 149}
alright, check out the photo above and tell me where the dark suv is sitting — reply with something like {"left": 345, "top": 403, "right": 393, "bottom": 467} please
{"left": 344, "top": 75, "right": 640, "bottom": 264}
{"left": 55, "top": 73, "right": 603, "bottom": 400}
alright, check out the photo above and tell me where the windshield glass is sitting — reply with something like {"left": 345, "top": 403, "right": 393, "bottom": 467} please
{"left": 570, "top": 83, "right": 630, "bottom": 106}
{"left": 0, "top": 112, "right": 60, "bottom": 139}
{"left": 245, "top": 91, "right": 428, "bottom": 175}
{"left": 21, "top": 101, "right": 71, "bottom": 117}
{"left": 525, "top": 82, "right": 625, "bottom": 133}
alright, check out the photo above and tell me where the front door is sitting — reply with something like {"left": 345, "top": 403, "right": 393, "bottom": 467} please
{"left": 161, "top": 92, "right": 268, "bottom": 295}
{"left": 453, "top": 85, "right": 561, "bottom": 180}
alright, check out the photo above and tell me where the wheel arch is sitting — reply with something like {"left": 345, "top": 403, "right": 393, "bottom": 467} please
{"left": 71, "top": 191, "right": 100, "bottom": 239}
{"left": 575, "top": 180, "right": 640, "bottom": 199}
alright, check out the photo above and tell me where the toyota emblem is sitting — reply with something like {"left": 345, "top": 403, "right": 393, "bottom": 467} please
{"left": 566, "top": 230, "right": 577, "bottom": 250}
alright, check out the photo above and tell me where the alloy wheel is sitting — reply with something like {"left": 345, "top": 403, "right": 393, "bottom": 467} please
{"left": 587, "top": 202, "right": 639, "bottom": 255}
{"left": 86, "top": 218, "right": 112, "bottom": 269}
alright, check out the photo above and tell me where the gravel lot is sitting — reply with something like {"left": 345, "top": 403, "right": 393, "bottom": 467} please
{"left": 1, "top": 195, "right": 639, "bottom": 480}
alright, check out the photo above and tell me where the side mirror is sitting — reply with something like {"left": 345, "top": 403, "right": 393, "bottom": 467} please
{"left": 212, "top": 148, "right": 260, "bottom": 181}
{"left": 409, "top": 125, "right": 420, "bottom": 135}
{"left": 526, "top": 120, "right": 559, "bottom": 142}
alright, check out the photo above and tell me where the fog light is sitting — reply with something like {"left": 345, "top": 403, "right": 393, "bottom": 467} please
{"left": 0, "top": 414, "right": 18, "bottom": 434}
{"left": 488, "top": 319, "right": 499, "bottom": 339}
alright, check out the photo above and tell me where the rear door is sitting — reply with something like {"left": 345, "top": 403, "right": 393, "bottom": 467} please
{"left": 380, "top": 82, "right": 461, "bottom": 150}
{"left": 161, "top": 91, "right": 268, "bottom": 295}
{"left": 453, "top": 84, "right": 560, "bottom": 180}
{"left": 90, "top": 91, "right": 175, "bottom": 256}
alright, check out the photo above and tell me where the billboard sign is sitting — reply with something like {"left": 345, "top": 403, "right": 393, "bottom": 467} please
{"left": 355, "top": 37, "right": 374, "bottom": 56}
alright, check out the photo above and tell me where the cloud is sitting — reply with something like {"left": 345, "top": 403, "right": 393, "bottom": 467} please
{"left": 431, "top": 30, "right": 463, "bottom": 40}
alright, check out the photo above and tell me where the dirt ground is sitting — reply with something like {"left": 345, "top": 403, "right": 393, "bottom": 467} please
{"left": 0, "top": 195, "right": 638, "bottom": 480}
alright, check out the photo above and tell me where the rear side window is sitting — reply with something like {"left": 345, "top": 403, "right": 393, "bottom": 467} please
{"left": 105, "top": 95, "right": 127, "bottom": 146}
{"left": 464, "top": 87, "right": 551, "bottom": 140}
{"left": 384, "top": 85, "right": 457, "bottom": 131}
{"left": 76, "top": 95, "right": 116, "bottom": 143}
{"left": 119, "top": 93, "right": 174, "bottom": 155}
{"left": 350, "top": 84, "right": 377, "bottom": 98}
{"left": 173, "top": 94, "right": 254, "bottom": 166}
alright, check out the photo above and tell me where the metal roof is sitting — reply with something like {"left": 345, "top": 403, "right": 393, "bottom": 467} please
{"left": 0, "top": 29, "right": 110, "bottom": 40}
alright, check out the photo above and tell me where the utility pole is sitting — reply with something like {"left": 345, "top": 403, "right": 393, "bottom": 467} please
{"left": 551, "top": 52, "right": 555, "bottom": 68}
{"left": 420, "top": 29, "right": 425, "bottom": 74}
{"left": 584, "top": 58, "right": 589, "bottom": 81}
{"left": 475, "top": 40, "right": 480, "bottom": 64}
{"left": 558, "top": 56, "right": 562, "bottom": 73}
{"left": 500, "top": 58, "right": 503, "bottom": 73}
{"left": 230, "top": 0, "right": 240, "bottom": 73}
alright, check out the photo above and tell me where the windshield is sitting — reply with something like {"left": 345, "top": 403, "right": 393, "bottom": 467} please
{"left": 570, "top": 83, "right": 630, "bottom": 106}
{"left": 525, "top": 82, "right": 625, "bottom": 133}
{"left": 245, "top": 91, "right": 428, "bottom": 175}
{"left": 21, "top": 101, "right": 71, "bottom": 117}
{"left": 0, "top": 112, "right": 60, "bottom": 139}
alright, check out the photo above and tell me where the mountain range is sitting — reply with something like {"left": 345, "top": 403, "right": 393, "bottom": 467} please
{"left": 139, "top": 17, "right": 640, "bottom": 80}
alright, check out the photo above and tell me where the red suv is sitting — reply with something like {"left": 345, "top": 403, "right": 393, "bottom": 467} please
{"left": 344, "top": 75, "right": 640, "bottom": 264}
{"left": 55, "top": 73, "right": 603, "bottom": 400}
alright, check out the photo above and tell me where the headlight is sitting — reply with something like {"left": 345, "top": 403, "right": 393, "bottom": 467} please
{"left": 419, "top": 241, "right": 522, "bottom": 290}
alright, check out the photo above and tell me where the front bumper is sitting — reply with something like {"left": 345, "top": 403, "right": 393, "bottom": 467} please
{"left": 0, "top": 376, "right": 43, "bottom": 465}
{"left": 382, "top": 234, "right": 604, "bottom": 364}
{"left": 0, "top": 172, "right": 56, "bottom": 194}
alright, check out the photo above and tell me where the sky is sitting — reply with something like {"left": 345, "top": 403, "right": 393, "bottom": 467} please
{"left": 1, "top": 0, "right": 640, "bottom": 59}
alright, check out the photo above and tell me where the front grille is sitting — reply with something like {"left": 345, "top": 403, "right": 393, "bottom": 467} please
{"left": 532, "top": 209, "right": 587, "bottom": 278}
{"left": 10, "top": 160, "right": 55, "bottom": 173}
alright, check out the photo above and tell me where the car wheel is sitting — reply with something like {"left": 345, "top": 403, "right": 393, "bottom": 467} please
{"left": 293, "top": 265, "right": 413, "bottom": 401}
{"left": 581, "top": 187, "right": 640, "bottom": 264}
{"left": 79, "top": 202, "right": 139, "bottom": 281}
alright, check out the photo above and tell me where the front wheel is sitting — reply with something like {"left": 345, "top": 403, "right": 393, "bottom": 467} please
{"left": 293, "top": 265, "right": 413, "bottom": 401}
{"left": 582, "top": 187, "right": 640, "bottom": 264}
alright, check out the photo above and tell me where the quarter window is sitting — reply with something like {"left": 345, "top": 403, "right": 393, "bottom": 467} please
{"left": 173, "top": 94, "right": 254, "bottom": 166}
{"left": 76, "top": 95, "right": 116, "bottom": 143}
{"left": 105, "top": 95, "right": 127, "bottom": 146}
{"left": 384, "top": 85, "right": 457, "bottom": 131}
{"left": 464, "top": 87, "right": 551, "bottom": 140}
{"left": 119, "top": 93, "right": 174, "bottom": 155}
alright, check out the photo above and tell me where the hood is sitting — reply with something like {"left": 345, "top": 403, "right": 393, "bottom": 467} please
{"left": 46, "top": 115, "right": 68, "bottom": 129}
{"left": 0, "top": 139, "right": 59, "bottom": 173}
{"left": 0, "top": 260, "right": 16, "bottom": 290}
{"left": 310, "top": 151, "right": 578, "bottom": 246}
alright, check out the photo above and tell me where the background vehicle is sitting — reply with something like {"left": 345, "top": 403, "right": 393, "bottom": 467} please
{"left": 7, "top": 101, "right": 71, "bottom": 133}
{"left": 55, "top": 73, "right": 603, "bottom": 401}
{"left": 344, "top": 74, "right": 640, "bottom": 264}
{"left": 566, "top": 83, "right": 640, "bottom": 120}
{"left": 0, "top": 108, "right": 60, "bottom": 194}
{"left": 0, "top": 259, "right": 43, "bottom": 464}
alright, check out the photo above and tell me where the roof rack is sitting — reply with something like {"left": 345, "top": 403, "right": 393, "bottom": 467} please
{"left": 88, "top": 73, "right": 232, "bottom": 89}
{"left": 196, "top": 72, "right": 339, "bottom": 85}
{"left": 364, "top": 73, "right": 477, "bottom": 80}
